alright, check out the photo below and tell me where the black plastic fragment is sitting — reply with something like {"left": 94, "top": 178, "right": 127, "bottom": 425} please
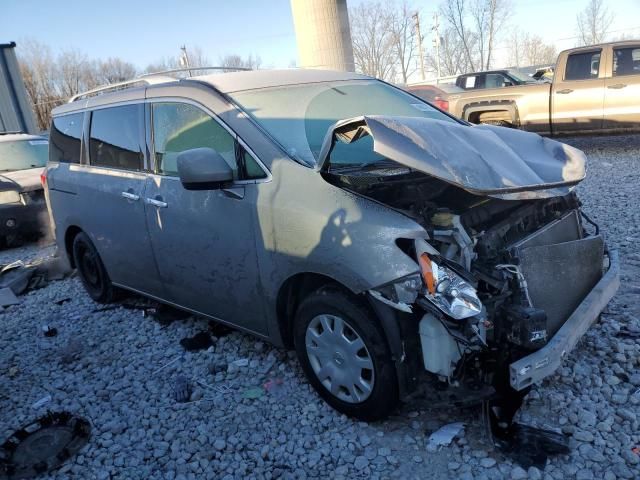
{"left": 172, "top": 376, "right": 192, "bottom": 403}
{"left": 493, "top": 423, "right": 571, "bottom": 469}
{"left": 179, "top": 332, "right": 213, "bottom": 351}
{"left": 0, "top": 411, "right": 91, "bottom": 480}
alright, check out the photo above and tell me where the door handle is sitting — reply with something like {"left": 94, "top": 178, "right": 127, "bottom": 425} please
{"left": 145, "top": 197, "right": 168, "bottom": 208}
{"left": 121, "top": 191, "right": 140, "bottom": 201}
{"left": 557, "top": 89, "right": 574, "bottom": 94}
{"left": 607, "top": 83, "right": 627, "bottom": 89}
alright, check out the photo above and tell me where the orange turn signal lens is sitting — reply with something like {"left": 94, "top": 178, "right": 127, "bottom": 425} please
{"left": 419, "top": 253, "right": 436, "bottom": 295}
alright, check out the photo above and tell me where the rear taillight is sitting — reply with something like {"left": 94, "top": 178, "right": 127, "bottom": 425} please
{"left": 40, "top": 170, "right": 47, "bottom": 187}
{"left": 434, "top": 97, "right": 449, "bottom": 112}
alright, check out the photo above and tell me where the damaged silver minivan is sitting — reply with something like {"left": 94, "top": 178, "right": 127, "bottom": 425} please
{"left": 45, "top": 69, "right": 619, "bottom": 424}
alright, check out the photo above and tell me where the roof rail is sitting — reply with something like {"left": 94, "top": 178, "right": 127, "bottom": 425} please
{"left": 139, "top": 66, "right": 252, "bottom": 78}
{"left": 68, "top": 76, "right": 174, "bottom": 103}
{"left": 68, "top": 66, "right": 254, "bottom": 103}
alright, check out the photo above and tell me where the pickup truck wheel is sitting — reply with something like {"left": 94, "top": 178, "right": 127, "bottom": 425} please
{"left": 482, "top": 120, "right": 513, "bottom": 128}
{"left": 72, "top": 232, "right": 116, "bottom": 303}
{"left": 293, "top": 286, "right": 399, "bottom": 421}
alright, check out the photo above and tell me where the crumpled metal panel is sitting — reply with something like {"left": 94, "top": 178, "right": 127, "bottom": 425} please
{"left": 509, "top": 211, "right": 582, "bottom": 251}
{"left": 317, "top": 116, "right": 586, "bottom": 200}
{"left": 517, "top": 235, "right": 604, "bottom": 335}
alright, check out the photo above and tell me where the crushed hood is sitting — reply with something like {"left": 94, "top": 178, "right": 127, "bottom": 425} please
{"left": 317, "top": 116, "right": 586, "bottom": 200}
{"left": 0, "top": 167, "right": 44, "bottom": 193}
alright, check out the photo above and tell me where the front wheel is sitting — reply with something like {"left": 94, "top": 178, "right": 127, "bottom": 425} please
{"left": 293, "top": 286, "right": 398, "bottom": 421}
{"left": 72, "top": 232, "right": 117, "bottom": 303}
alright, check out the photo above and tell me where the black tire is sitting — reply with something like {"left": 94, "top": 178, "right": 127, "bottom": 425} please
{"left": 293, "top": 286, "right": 399, "bottom": 421}
{"left": 481, "top": 120, "right": 513, "bottom": 128}
{"left": 72, "top": 232, "right": 116, "bottom": 303}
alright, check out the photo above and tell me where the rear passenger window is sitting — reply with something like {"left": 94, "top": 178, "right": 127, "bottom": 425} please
{"left": 152, "top": 102, "right": 266, "bottom": 180}
{"left": 49, "top": 113, "right": 83, "bottom": 163}
{"left": 613, "top": 47, "right": 640, "bottom": 77}
{"left": 89, "top": 105, "right": 143, "bottom": 171}
{"left": 565, "top": 51, "right": 601, "bottom": 80}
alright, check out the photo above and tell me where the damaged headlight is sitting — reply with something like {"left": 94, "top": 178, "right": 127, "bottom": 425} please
{"left": 369, "top": 273, "right": 422, "bottom": 313}
{"left": 419, "top": 253, "right": 482, "bottom": 320}
{"left": 0, "top": 190, "right": 21, "bottom": 205}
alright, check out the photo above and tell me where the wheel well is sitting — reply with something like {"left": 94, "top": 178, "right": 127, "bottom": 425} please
{"left": 64, "top": 226, "right": 83, "bottom": 268}
{"left": 276, "top": 273, "right": 353, "bottom": 348}
{"left": 468, "top": 109, "right": 513, "bottom": 124}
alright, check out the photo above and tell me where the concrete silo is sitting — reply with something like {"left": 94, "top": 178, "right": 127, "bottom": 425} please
{"left": 290, "top": 0, "right": 355, "bottom": 72}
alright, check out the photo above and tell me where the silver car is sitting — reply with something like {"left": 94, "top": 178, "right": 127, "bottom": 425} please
{"left": 45, "top": 69, "right": 618, "bottom": 425}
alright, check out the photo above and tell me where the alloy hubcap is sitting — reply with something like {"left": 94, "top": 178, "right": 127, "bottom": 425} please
{"left": 305, "top": 314, "right": 374, "bottom": 403}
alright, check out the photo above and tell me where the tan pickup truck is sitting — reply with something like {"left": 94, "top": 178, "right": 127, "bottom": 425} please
{"left": 447, "top": 41, "right": 640, "bottom": 135}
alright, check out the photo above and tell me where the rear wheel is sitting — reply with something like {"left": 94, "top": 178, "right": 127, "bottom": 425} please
{"left": 482, "top": 120, "right": 513, "bottom": 127}
{"left": 72, "top": 232, "right": 116, "bottom": 303}
{"left": 293, "top": 286, "right": 398, "bottom": 421}
{"left": 474, "top": 111, "right": 514, "bottom": 128}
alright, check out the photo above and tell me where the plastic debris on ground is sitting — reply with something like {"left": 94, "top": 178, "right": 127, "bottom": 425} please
{"left": 179, "top": 332, "right": 213, "bottom": 351}
{"left": 41, "top": 325, "right": 57, "bottom": 337}
{"left": 492, "top": 423, "right": 571, "bottom": 469}
{"left": 0, "top": 254, "right": 71, "bottom": 300}
{"left": 263, "top": 378, "right": 288, "bottom": 399}
{"left": 243, "top": 387, "right": 264, "bottom": 400}
{"left": 208, "top": 321, "right": 232, "bottom": 338}
{"left": 31, "top": 394, "right": 52, "bottom": 409}
{"left": 0, "top": 288, "right": 20, "bottom": 308}
{"left": 426, "top": 422, "right": 465, "bottom": 451}
{"left": 0, "top": 411, "right": 90, "bottom": 479}
{"left": 172, "top": 375, "right": 192, "bottom": 403}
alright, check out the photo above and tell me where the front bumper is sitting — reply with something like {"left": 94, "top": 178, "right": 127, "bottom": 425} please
{"left": 509, "top": 249, "right": 620, "bottom": 390}
{"left": 0, "top": 201, "right": 48, "bottom": 237}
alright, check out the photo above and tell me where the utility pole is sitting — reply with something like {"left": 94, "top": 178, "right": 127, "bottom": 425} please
{"left": 412, "top": 12, "right": 426, "bottom": 81}
{"left": 179, "top": 45, "right": 192, "bottom": 77}
{"left": 432, "top": 12, "right": 442, "bottom": 81}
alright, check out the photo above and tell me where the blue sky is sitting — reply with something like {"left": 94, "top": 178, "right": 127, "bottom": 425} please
{"left": 2, "top": 0, "right": 640, "bottom": 70}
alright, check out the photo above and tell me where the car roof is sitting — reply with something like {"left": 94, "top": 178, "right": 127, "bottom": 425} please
{"left": 0, "top": 133, "right": 47, "bottom": 143}
{"left": 53, "top": 69, "right": 374, "bottom": 116}
{"left": 192, "top": 68, "right": 372, "bottom": 94}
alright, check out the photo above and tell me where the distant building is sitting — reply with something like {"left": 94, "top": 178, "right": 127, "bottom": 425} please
{"left": 290, "top": 0, "right": 355, "bottom": 72}
{"left": 0, "top": 42, "right": 37, "bottom": 134}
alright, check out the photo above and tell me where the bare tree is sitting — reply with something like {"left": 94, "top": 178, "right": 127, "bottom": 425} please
{"left": 508, "top": 31, "right": 557, "bottom": 67}
{"left": 18, "top": 40, "right": 60, "bottom": 130}
{"left": 17, "top": 39, "right": 140, "bottom": 130}
{"left": 471, "top": 0, "right": 511, "bottom": 70}
{"left": 350, "top": 1, "right": 397, "bottom": 81}
{"left": 97, "top": 57, "right": 137, "bottom": 84}
{"left": 219, "top": 54, "right": 262, "bottom": 72}
{"left": 145, "top": 46, "right": 211, "bottom": 75}
{"left": 389, "top": 1, "right": 418, "bottom": 84}
{"left": 576, "top": 0, "right": 614, "bottom": 45}
{"left": 439, "top": 0, "right": 512, "bottom": 74}
{"left": 440, "top": 0, "right": 478, "bottom": 71}
{"left": 426, "top": 27, "right": 474, "bottom": 76}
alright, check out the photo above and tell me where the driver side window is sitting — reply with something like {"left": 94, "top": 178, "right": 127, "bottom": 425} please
{"left": 152, "top": 102, "right": 265, "bottom": 180}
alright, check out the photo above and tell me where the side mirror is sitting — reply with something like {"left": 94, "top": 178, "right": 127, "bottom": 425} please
{"left": 176, "top": 147, "right": 234, "bottom": 190}
{"left": 504, "top": 80, "right": 513, "bottom": 87}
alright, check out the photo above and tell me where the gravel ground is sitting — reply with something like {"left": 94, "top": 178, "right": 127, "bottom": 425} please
{"left": 1, "top": 134, "right": 639, "bottom": 480}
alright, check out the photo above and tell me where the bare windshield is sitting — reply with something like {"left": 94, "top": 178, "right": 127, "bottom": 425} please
{"left": 230, "top": 80, "right": 456, "bottom": 166}
{"left": 0, "top": 139, "right": 48, "bottom": 172}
